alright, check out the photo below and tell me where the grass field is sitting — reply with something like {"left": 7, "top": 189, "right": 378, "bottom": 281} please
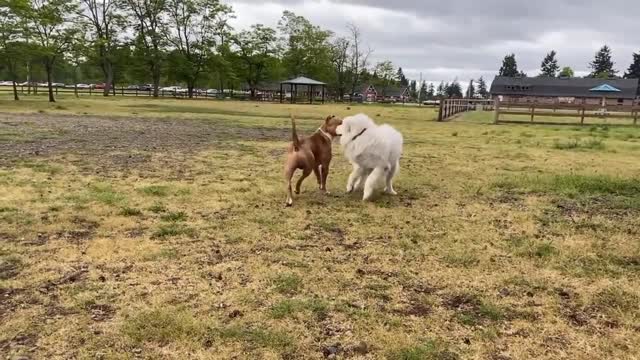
{"left": 1, "top": 95, "right": 640, "bottom": 359}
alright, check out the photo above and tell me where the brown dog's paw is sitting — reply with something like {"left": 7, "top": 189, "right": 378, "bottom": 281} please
{"left": 285, "top": 198, "right": 293, "bottom": 207}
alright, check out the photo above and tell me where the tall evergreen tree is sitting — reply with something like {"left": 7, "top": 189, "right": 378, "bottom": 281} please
{"left": 589, "top": 45, "right": 618, "bottom": 78}
{"left": 466, "top": 79, "right": 475, "bottom": 98}
{"left": 539, "top": 50, "right": 559, "bottom": 77}
{"left": 446, "top": 79, "right": 462, "bottom": 98}
{"left": 498, "top": 53, "right": 519, "bottom": 77}
{"left": 476, "top": 76, "right": 488, "bottom": 98}
{"left": 623, "top": 52, "right": 640, "bottom": 79}
{"left": 396, "top": 67, "right": 408, "bottom": 86}
{"left": 409, "top": 79, "right": 417, "bottom": 99}
{"left": 418, "top": 81, "right": 427, "bottom": 102}
{"left": 427, "top": 82, "right": 435, "bottom": 100}
{"left": 436, "top": 81, "right": 445, "bottom": 98}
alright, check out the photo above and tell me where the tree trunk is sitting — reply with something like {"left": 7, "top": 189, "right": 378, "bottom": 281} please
{"left": 188, "top": 83, "right": 194, "bottom": 99}
{"left": 152, "top": 64, "right": 160, "bottom": 98}
{"left": 45, "top": 61, "right": 55, "bottom": 103}
{"left": 27, "top": 62, "right": 32, "bottom": 95}
{"left": 102, "top": 54, "right": 114, "bottom": 97}
{"left": 12, "top": 80, "right": 19, "bottom": 101}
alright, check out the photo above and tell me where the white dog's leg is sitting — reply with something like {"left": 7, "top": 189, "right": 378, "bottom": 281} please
{"left": 384, "top": 160, "right": 399, "bottom": 195}
{"left": 363, "top": 167, "right": 385, "bottom": 201}
{"left": 354, "top": 168, "right": 372, "bottom": 191}
{"left": 346, "top": 164, "right": 364, "bottom": 193}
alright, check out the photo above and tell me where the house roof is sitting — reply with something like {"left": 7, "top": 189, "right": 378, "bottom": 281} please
{"left": 590, "top": 84, "right": 621, "bottom": 92}
{"left": 281, "top": 76, "right": 326, "bottom": 86}
{"left": 379, "top": 86, "right": 408, "bottom": 97}
{"left": 490, "top": 76, "right": 639, "bottom": 99}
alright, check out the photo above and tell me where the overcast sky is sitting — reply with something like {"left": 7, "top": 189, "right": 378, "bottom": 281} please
{"left": 226, "top": 0, "right": 639, "bottom": 86}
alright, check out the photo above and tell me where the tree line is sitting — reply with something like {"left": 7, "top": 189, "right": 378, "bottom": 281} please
{"left": 498, "top": 45, "right": 640, "bottom": 80}
{"left": 0, "top": 0, "right": 419, "bottom": 102}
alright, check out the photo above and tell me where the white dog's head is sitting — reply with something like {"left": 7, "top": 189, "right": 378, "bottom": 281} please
{"left": 336, "top": 113, "right": 376, "bottom": 145}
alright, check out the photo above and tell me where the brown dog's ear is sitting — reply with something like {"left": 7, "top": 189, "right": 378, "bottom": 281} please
{"left": 325, "top": 115, "right": 333, "bottom": 123}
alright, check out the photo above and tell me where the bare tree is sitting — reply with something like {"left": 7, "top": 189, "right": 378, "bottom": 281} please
{"left": 347, "top": 23, "right": 372, "bottom": 95}
{"left": 330, "top": 36, "right": 350, "bottom": 100}
{"left": 77, "top": 0, "right": 123, "bottom": 96}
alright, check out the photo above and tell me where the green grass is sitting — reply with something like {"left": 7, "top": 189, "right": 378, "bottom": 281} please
{"left": 2, "top": 96, "right": 640, "bottom": 359}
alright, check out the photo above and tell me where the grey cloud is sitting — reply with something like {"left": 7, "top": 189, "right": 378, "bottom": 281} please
{"left": 228, "top": 0, "right": 640, "bottom": 84}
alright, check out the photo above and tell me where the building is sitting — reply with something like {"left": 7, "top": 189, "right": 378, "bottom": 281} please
{"left": 352, "top": 84, "right": 411, "bottom": 103}
{"left": 490, "top": 76, "right": 639, "bottom": 106}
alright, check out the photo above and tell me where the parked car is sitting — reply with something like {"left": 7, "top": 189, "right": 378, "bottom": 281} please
{"left": 0, "top": 81, "right": 14, "bottom": 86}
{"left": 206, "top": 89, "right": 218, "bottom": 95}
{"left": 160, "top": 86, "right": 182, "bottom": 93}
{"left": 52, "top": 82, "right": 65, "bottom": 88}
{"left": 94, "top": 83, "right": 105, "bottom": 89}
{"left": 126, "top": 84, "right": 139, "bottom": 90}
{"left": 75, "top": 84, "right": 91, "bottom": 89}
{"left": 37, "top": 82, "right": 49, "bottom": 87}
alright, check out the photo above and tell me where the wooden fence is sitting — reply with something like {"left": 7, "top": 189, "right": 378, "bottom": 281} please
{"left": 438, "top": 99, "right": 495, "bottom": 121}
{"left": 494, "top": 100, "right": 640, "bottom": 125}
{"left": 0, "top": 85, "right": 275, "bottom": 101}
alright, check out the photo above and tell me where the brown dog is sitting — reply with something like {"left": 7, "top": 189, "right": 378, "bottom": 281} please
{"left": 285, "top": 115, "right": 342, "bottom": 206}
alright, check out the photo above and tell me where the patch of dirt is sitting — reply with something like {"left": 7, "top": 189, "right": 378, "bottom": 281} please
{"left": 38, "top": 266, "right": 89, "bottom": 294}
{"left": 393, "top": 302, "right": 432, "bottom": 317}
{"left": 0, "top": 287, "right": 23, "bottom": 318}
{"left": 87, "top": 303, "right": 116, "bottom": 322}
{"left": 0, "top": 113, "right": 290, "bottom": 174}
{"left": 57, "top": 217, "right": 99, "bottom": 244}
{"left": 0, "top": 256, "right": 23, "bottom": 280}
{"left": 0, "top": 333, "right": 39, "bottom": 355}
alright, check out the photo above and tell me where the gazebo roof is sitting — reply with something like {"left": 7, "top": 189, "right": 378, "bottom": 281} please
{"left": 589, "top": 84, "right": 621, "bottom": 92}
{"left": 281, "top": 76, "right": 326, "bottom": 86}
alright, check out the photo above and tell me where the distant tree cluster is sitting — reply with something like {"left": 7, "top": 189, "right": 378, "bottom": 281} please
{"left": 0, "top": 1, "right": 412, "bottom": 102}
{"left": 497, "top": 45, "right": 640, "bottom": 80}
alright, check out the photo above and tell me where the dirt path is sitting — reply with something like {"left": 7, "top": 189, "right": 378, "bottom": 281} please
{"left": 0, "top": 113, "right": 289, "bottom": 172}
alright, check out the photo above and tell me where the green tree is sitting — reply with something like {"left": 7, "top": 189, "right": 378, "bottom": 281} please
{"left": 466, "top": 79, "right": 475, "bottom": 98}
{"left": 16, "top": 0, "right": 79, "bottom": 102}
{"left": 164, "top": 0, "right": 232, "bottom": 98}
{"left": 426, "top": 82, "right": 435, "bottom": 100}
{"left": 476, "top": 76, "right": 488, "bottom": 98}
{"left": 436, "top": 81, "right": 445, "bottom": 98}
{"left": 409, "top": 79, "right": 417, "bottom": 99}
{"left": 418, "top": 81, "right": 427, "bottom": 102}
{"left": 539, "top": 50, "right": 559, "bottom": 77}
{"left": 397, "top": 67, "right": 408, "bottom": 86}
{"left": 446, "top": 79, "right": 463, "bottom": 98}
{"left": 623, "top": 52, "right": 640, "bottom": 79}
{"left": 121, "top": 0, "right": 166, "bottom": 97}
{"left": 0, "top": 0, "right": 25, "bottom": 100}
{"left": 374, "top": 60, "right": 395, "bottom": 89}
{"left": 498, "top": 53, "right": 519, "bottom": 77}
{"left": 232, "top": 24, "right": 279, "bottom": 99}
{"left": 558, "top": 66, "right": 574, "bottom": 78}
{"left": 77, "top": 0, "right": 124, "bottom": 96}
{"left": 589, "top": 45, "right": 617, "bottom": 78}
{"left": 329, "top": 36, "right": 350, "bottom": 100}
{"left": 278, "top": 11, "right": 333, "bottom": 81}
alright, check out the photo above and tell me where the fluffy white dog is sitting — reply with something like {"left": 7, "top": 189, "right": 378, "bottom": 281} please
{"left": 336, "top": 113, "right": 403, "bottom": 201}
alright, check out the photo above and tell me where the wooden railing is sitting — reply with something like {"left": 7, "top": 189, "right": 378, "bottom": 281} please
{"left": 438, "top": 99, "right": 495, "bottom": 121}
{"left": 494, "top": 100, "right": 640, "bottom": 125}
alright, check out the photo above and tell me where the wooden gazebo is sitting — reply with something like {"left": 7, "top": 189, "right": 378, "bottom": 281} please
{"left": 280, "top": 76, "right": 326, "bottom": 104}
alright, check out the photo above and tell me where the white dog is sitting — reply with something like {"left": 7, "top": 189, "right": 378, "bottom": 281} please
{"left": 336, "top": 114, "right": 403, "bottom": 201}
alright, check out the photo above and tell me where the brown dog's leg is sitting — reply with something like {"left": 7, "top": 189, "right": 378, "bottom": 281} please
{"left": 320, "top": 162, "right": 331, "bottom": 193}
{"left": 296, "top": 166, "right": 312, "bottom": 195}
{"left": 313, "top": 166, "right": 321, "bottom": 189}
{"left": 285, "top": 165, "right": 296, "bottom": 207}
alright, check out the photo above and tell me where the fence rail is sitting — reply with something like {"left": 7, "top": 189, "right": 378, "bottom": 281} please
{"left": 0, "top": 85, "right": 291, "bottom": 102}
{"left": 437, "top": 99, "right": 495, "bottom": 121}
{"left": 494, "top": 100, "right": 640, "bottom": 125}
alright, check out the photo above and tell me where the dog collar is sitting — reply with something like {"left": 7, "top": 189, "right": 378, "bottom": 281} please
{"left": 317, "top": 127, "right": 333, "bottom": 142}
{"left": 349, "top": 128, "right": 367, "bottom": 143}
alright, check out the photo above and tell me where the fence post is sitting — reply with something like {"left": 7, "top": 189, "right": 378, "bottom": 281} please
{"left": 493, "top": 99, "right": 501, "bottom": 124}
{"left": 581, "top": 107, "right": 585, "bottom": 125}
{"left": 530, "top": 105, "right": 535, "bottom": 122}
{"left": 438, "top": 100, "right": 444, "bottom": 121}
{"left": 121, "top": 87, "right": 124, "bottom": 96}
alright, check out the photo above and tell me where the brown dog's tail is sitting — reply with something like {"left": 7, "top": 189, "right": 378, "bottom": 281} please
{"left": 291, "top": 115, "right": 300, "bottom": 151}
